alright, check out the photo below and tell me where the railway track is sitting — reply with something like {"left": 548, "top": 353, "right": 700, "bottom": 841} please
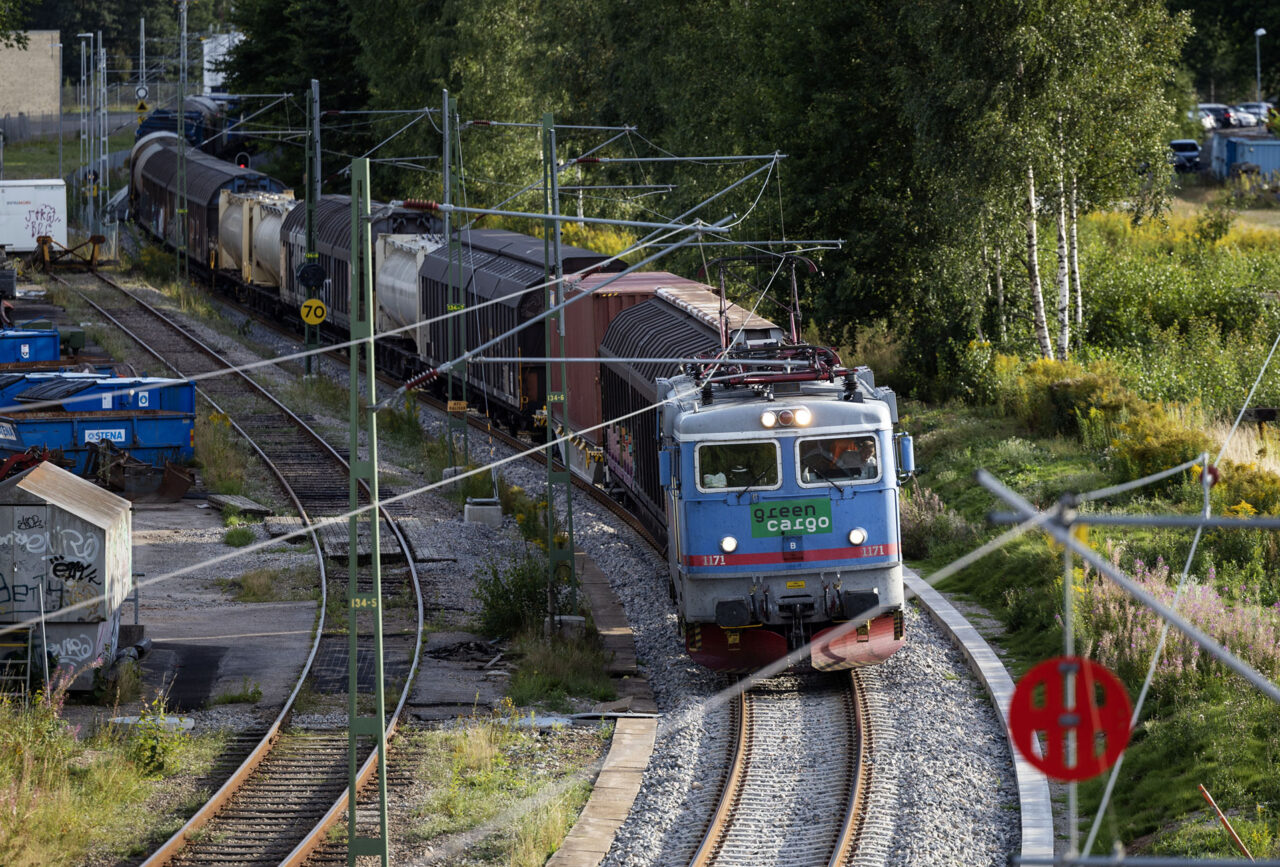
{"left": 58, "top": 266, "right": 897, "bottom": 862}
{"left": 692, "top": 672, "right": 870, "bottom": 866}
{"left": 48, "top": 271, "right": 425, "bottom": 866}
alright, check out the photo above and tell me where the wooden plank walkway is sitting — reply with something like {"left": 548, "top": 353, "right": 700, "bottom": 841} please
{"left": 264, "top": 516, "right": 305, "bottom": 540}
{"left": 263, "top": 515, "right": 453, "bottom": 563}
{"left": 206, "top": 494, "right": 273, "bottom": 516}
{"left": 393, "top": 517, "right": 456, "bottom": 563}
{"left": 312, "top": 518, "right": 403, "bottom": 563}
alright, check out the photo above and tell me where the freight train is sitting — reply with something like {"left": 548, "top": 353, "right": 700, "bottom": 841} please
{"left": 135, "top": 95, "right": 247, "bottom": 158}
{"left": 127, "top": 131, "right": 914, "bottom": 672}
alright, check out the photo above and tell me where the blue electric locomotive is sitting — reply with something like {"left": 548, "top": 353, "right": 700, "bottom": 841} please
{"left": 655, "top": 348, "right": 914, "bottom": 672}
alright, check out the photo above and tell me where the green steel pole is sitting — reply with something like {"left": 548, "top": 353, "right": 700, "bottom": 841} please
{"left": 175, "top": 3, "right": 188, "bottom": 282}
{"left": 443, "top": 92, "right": 467, "bottom": 466}
{"left": 542, "top": 112, "right": 576, "bottom": 630}
{"left": 305, "top": 79, "right": 319, "bottom": 376}
{"left": 347, "top": 157, "right": 389, "bottom": 866}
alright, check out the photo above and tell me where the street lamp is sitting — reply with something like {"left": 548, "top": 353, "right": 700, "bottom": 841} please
{"left": 53, "top": 41, "right": 62, "bottom": 180}
{"left": 76, "top": 33, "right": 91, "bottom": 221}
{"left": 1257, "top": 28, "right": 1267, "bottom": 105}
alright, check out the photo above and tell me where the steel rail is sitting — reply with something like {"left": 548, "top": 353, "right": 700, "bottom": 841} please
{"left": 62, "top": 272, "right": 424, "bottom": 865}
{"left": 689, "top": 690, "right": 750, "bottom": 867}
{"left": 689, "top": 674, "right": 868, "bottom": 866}
{"left": 828, "top": 672, "right": 869, "bottom": 867}
{"left": 50, "top": 272, "right": 333, "bottom": 865}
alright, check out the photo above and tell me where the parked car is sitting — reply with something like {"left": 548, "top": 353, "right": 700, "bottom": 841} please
{"left": 1195, "top": 108, "right": 1216, "bottom": 131}
{"left": 1168, "top": 139, "right": 1202, "bottom": 173}
{"left": 1198, "top": 103, "right": 1235, "bottom": 128}
{"left": 1231, "top": 106, "right": 1260, "bottom": 126}
{"left": 1237, "top": 101, "right": 1275, "bottom": 124}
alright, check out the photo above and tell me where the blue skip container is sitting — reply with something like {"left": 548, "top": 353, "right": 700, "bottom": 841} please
{"left": 0, "top": 330, "right": 61, "bottom": 364}
{"left": 0, "top": 374, "right": 196, "bottom": 414}
{"left": 0, "top": 411, "right": 195, "bottom": 475}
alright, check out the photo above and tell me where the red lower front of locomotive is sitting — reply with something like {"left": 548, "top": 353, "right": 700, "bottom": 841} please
{"left": 685, "top": 608, "right": 905, "bottom": 673}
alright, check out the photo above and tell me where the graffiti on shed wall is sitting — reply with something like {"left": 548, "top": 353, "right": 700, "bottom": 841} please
{"left": 24, "top": 204, "right": 59, "bottom": 239}
{"left": 0, "top": 522, "right": 106, "bottom": 619}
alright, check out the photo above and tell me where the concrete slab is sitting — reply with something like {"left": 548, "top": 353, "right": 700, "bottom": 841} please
{"left": 129, "top": 499, "right": 317, "bottom": 711}
{"left": 392, "top": 517, "right": 455, "bottom": 562}
{"left": 408, "top": 632, "right": 509, "bottom": 720}
{"left": 464, "top": 502, "right": 503, "bottom": 527}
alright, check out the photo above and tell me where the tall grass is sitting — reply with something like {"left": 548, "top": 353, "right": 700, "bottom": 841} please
{"left": 1076, "top": 547, "right": 1280, "bottom": 702}
{"left": 508, "top": 633, "right": 617, "bottom": 712}
{"left": 195, "top": 412, "right": 246, "bottom": 495}
{"left": 0, "top": 675, "right": 222, "bottom": 866}
{"left": 404, "top": 704, "right": 599, "bottom": 860}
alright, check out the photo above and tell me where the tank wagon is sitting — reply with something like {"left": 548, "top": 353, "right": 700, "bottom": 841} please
{"left": 131, "top": 133, "right": 289, "bottom": 273}
{"left": 278, "top": 196, "right": 439, "bottom": 343}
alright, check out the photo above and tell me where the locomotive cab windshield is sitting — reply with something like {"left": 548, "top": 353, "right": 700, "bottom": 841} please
{"left": 798, "top": 434, "right": 879, "bottom": 485}
{"left": 696, "top": 440, "right": 780, "bottom": 491}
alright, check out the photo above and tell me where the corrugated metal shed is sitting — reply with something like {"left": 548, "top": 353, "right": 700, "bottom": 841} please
{"left": 0, "top": 462, "right": 131, "bottom": 684}
{"left": 8, "top": 460, "right": 130, "bottom": 538}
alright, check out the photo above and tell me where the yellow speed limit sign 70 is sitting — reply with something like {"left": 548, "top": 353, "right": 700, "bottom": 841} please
{"left": 300, "top": 299, "right": 327, "bottom": 325}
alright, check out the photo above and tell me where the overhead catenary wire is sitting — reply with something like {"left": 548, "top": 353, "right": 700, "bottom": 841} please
{"left": 1078, "top": 325, "right": 1280, "bottom": 857}
{"left": 5, "top": 222, "right": 791, "bottom": 633}
{"left": 978, "top": 469, "right": 1280, "bottom": 705}
{"left": 0, "top": 361, "right": 785, "bottom": 637}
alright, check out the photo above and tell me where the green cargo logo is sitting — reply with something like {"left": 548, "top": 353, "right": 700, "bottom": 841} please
{"left": 751, "top": 498, "right": 832, "bottom": 537}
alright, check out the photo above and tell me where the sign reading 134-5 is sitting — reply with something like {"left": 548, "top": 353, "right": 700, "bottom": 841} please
{"left": 300, "top": 299, "right": 327, "bottom": 326}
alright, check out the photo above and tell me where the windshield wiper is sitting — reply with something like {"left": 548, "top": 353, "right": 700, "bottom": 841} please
{"left": 807, "top": 465, "right": 846, "bottom": 490}
{"left": 735, "top": 466, "right": 771, "bottom": 502}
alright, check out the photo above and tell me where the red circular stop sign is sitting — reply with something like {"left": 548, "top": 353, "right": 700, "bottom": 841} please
{"left": 1009, "top": 656, "right": 1133, "bottom": 782}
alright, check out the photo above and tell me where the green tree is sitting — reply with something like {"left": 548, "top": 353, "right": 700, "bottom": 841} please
{"left": 221, "top": 0, "right": 370, "bottom": 191}
{"left": 0, "top": 0, "right": 27, "bottom": 47}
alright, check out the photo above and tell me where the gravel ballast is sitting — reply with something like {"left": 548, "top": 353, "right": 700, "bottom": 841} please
{"left": 179, "top": 289, "right": 1023, "bottom": 864}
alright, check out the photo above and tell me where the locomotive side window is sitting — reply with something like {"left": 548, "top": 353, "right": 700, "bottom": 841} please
{"left": 696, "top": 441, "right": 780, "bottom": 492}
{"left": 797, "top": 435, "right": 880, "bottom": 485}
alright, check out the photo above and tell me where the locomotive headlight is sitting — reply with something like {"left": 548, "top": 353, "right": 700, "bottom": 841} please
{"left": 794, "top": 406, "right": 813, "bottom": 426}
{"left": 778, "top": 409, "right": 795, "bottom": 426}
{"left": 720, "top": 535, "right": 739, "bottom": 553}
{"left": 848, "top": 527, "right": 868, "bottom": 546}
{"left": 761, "top": 410, "right": 777, "bottom": 428}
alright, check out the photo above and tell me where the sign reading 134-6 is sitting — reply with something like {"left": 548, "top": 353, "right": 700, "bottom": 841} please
{"left": 300, "top": 299, "right": 327, "bottom": 326}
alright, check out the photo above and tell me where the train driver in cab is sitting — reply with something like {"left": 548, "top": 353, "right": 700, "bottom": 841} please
{"left": 801, "top": 435, "right": 878, "bottom": 482}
